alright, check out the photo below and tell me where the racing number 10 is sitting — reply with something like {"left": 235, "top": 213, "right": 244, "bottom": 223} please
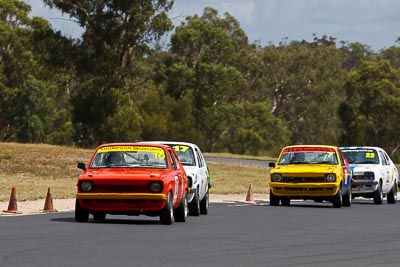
{"left": 154, "top": 152, "right": 165, "bottom": 160}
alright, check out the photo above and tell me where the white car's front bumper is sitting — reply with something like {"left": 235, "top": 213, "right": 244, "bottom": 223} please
{"left": 352, "top": 179, "right": 379, "bottom": 194}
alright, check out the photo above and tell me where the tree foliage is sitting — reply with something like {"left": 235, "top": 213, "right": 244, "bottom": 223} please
{"left": 259, "top": 36, "right": 346, "bottom": 145}
{"left": 339, "top": 60, "right": 400, "bottom": 157}
{"left": 0, "top": 0, "right": 73, "bottom": 143}
{"left": 1, "top": 2, "right": 400, "bottom": 160}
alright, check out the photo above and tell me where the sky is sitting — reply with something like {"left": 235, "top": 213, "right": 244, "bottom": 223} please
{"left": 24, "top": 0, "right": 400, "bottom": 52}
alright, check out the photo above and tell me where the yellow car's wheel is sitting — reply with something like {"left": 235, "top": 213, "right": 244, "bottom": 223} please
{"left": 281, "top": 197, "right": 290, "bottom": 206}
{"left": 332, "top": 186, "right": 343, "bottom": 208}
{"left": 270, "top": 190, "right": 280, "bottom": 206}
{"left": 343, "top": 186, "right": 352, "bottom": 207}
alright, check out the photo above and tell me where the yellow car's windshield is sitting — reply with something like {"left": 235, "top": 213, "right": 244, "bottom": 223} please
{"left": 278, "top": 147, "right": 338, "bottom": 165}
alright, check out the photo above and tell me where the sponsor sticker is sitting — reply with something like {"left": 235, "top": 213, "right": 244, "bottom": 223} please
{"left": 283, "top": 147, "right": 336, "bottom": 153}
{"left": 98, "top": 146, "right": 165, "bottom": 159}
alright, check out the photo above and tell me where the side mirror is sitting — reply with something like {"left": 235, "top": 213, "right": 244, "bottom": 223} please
{"left": 77, "top": 162, "right": 86, "bottom": 171}
{"left": 268, "top": 162, "right": 276, "bottom": 168}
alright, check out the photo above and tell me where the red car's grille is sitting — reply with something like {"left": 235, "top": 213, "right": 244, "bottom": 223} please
{"left": 83, "top": 199, "right": 160, "bottom": 204}
{"left": 91, "top": 184, "right": 150, "bottom": 194}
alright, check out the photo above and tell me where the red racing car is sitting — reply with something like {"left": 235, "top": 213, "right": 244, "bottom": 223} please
{"left": 75, "top": 143, "right": 188, "bottom": 225}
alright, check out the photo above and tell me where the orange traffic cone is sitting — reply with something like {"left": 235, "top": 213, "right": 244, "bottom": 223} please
{"left": 3, "top": 187, "right": 21, "bottom": 214}
{"left": 245, "top": 183, "right": 255, "bottom": 203}
{"left": 42, "top": 187, "right": 57, "bottom": 212}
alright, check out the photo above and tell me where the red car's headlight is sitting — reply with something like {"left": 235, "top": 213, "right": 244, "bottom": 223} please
{"left": 80, "top": 181, "right": 93, "bottom": 192}
{"left": 149, "top": 182, "right": 163, "bottom": 193}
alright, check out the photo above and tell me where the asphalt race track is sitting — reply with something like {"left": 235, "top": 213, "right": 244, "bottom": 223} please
{"left": 1, "top": 200, "right": 400, "bottom": 267}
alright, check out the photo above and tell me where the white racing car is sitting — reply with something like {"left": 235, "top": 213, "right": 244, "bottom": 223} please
{"left": 141, "top": 141, "right": 211, "bottom": 215}
{"left": 340, "top": 146, "right": 398, "bottom": 204}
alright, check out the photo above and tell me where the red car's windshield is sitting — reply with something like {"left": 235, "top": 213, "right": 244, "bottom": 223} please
{"left": 90, "top": 145, "right": 168, "bottom": 169}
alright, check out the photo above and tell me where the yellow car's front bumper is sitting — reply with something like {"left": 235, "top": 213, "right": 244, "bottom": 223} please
{"left": 269, "top": 182, "right": 340, "bottom": 197}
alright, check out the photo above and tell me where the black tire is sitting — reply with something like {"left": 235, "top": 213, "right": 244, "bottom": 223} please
{"left": 387, "top": 182, "right": 397, "bottom": 204}
{"left": 174, "top": 191, "right": 188, "bottom": 222}
{"left": 343, "top": 186, "right": 352, "bottom": 207}
{"left": 160, "top": 192, "right": 173, "bottom": 225}
{"left": 200, "top": 189, "right": 209, "bottom": 215}
{"left": 332, "top": 186, "right": 343, "bottom": 208}
{"left": 75, "top": 199, "right": 89, "bottom": 222}
{"left": 281, "top": 197, "right": 290, "bottom": 206}
{"left": 373, "top": 181, "right": 383, "bottom": 204}
{"left": 270, "top": 190, "right": 280, "bottom": 206}
{"left": 93, "top": 212, "right": 106, "bottom": 221}
{"left": 188, "top": 188, "right": 200, "bottom": 216}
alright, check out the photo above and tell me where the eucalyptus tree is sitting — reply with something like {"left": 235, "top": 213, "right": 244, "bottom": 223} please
{"left": 339, "top": 60, "right": 400, "bottom": 158}
{"left": 0, "top": 0, "right": 74, "bottom": 143}
{"left": 380, "top": 44, "right": 400, "bottom": 69}
{"left": 43, "top": 0, "right": 174, "bottom": 146}
{"left": 169, "top": 7, "right": 249, "bottom": 103}
{"left": 0, "top": 0, "right": 33, "bottom": 88}
{"left": 0, "top": 0, "right": 31, "bottom": 140}
{"left": 164, "top": 7, "right": 289, "bottom": 153}
{"left": 213, "top": 102, "right": 290, "bottom": 155}
{"left": 258, "top": 35, "right": 346, "bottom": 145}
{"left": 339, "top": 41, "right": 377, "bottom": 71}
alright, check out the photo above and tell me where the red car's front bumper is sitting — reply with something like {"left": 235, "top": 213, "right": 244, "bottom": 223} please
{"left": 76, "top": 193, "right": 167, "bottom": 213}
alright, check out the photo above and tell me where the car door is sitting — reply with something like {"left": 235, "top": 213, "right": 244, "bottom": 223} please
{"left": 167, "top": 149, "right": 184, "bottom": 206}
{"left": 172, "top": 150, "right": 186, "bottom": 197}
{"left": 379, "top": 150, "right": 392, "bottom": 192}
{"left": 339, "top": 150, "right": 351, "bottom": 187}
{"left": 194, "top": 147, "right": 208, "bottom": 198}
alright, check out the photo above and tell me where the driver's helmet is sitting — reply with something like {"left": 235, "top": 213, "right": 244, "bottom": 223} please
{"left": 292, "top": 152, "right": 305, "bottom": 162}
{"left": 105, "top": 152, "right": 123, "bottom": 165}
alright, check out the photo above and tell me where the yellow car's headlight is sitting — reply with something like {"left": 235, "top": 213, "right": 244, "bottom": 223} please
{"left": 325, "top": 174, "right": 336, "bottom": 182}
{"left": 271, "top": 173, "right": 282, "bottom": 182}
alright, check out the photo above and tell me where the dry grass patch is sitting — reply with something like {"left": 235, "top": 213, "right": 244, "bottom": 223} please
{"left": 0, "top": 142, "right": 272, "bottom": 201}
{"left": 0, "top": 142, "right": 92, "bottom": 201}
{"left": 204, "top": 152, "right": 275, "bottom": 161}
{"left": 208, "top": 162, "right": 270, "bottom": 194}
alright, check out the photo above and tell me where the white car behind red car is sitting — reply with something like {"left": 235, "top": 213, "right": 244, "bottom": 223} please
{"left": 141, "top": 141, "right": 211, "bottom": 216}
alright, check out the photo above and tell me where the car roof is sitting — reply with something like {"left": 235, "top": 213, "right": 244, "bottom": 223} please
{"left": 282, "top": 145, "right": 339, "bottom": 150}
{"left": 340, "top": 146, "right": 383, "bottom": 151}
{"left": 139, "top": 141, "right": 199, "bottom": 149}
{"left": 96, "top": 142, "right": 171, "bottom": 150}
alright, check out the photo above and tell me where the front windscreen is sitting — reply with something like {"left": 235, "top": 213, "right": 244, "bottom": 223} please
{"left": 169, "top": 144, "right": 196, "bottom": 166}
{"left": 90, "top": 145, "right": 167, "bottom": 168}
{"left": 341, "top": 148, "right": 379, "bottom": 164}
{"left": 278, "top": 147, "right": 338, "bottom": 165}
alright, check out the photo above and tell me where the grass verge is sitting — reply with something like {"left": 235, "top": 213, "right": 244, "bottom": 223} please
{"left": 0, "top": 142, "right": 271, "bottom": 202}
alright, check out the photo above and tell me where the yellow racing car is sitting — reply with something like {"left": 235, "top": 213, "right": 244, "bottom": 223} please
{"left": 269, "top": 145, "right": 352, "bottom": 208}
